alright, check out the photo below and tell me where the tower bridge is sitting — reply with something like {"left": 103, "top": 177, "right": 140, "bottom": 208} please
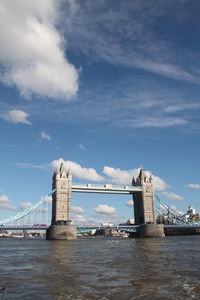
{"left": 46, "top": 162, "right": 164, "bottom": 239}
{"left": 0, "top": 161, "right": 165, "bottom": 239}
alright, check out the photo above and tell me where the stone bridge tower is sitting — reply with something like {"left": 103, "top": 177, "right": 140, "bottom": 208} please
{"left": 132, "top": 167, "right": 164, "bottom": 237}
{"left": 46, "top": 162, "right": 76, "bottom": 240}
{"left": 51, "top": 162, "right": 72, "bottom": 225}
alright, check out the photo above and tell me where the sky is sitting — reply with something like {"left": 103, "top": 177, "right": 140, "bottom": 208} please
{"left": 0, "top": 0, "right": 200, "bottom": 224}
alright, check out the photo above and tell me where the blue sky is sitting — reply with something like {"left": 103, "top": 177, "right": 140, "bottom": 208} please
{"left": 0, "top": 0, "right": 200, "bottom": 224}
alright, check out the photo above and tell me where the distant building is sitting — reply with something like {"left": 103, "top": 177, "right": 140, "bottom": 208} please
{"left": 101, "top": 223, "right": 113, "bottom": 227}
{"left": 195, "top": 213, "right": 200, "bottom": 222}
{"left": 119, "top": 219, "right": 135, "bottom": 226}
{"left": 187, "top": 204, "right": 196, "bottom": 217}
{"left": 157, "top": 204, "right": 200, "bottom": 225}
{"left": 186, "top": 204, "right": 200, "bottom": 223}
{"left": 157, "top": 214, "right": 169, "bottom": 225}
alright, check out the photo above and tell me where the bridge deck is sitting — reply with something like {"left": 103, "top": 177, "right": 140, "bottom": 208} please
{"left": 71, "top": 184, "right": 142, "bottom": 194}
{"left": 0, "top": 225, "right": 138, "bottom": 232}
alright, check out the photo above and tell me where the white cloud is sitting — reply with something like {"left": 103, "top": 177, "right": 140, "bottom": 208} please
{"left": 71, "top": 206, "right": 84, "bottom": 214}
{"left": 125, "top": 200, "right": 133, "bottom": 208}
{"left": 121, "top": 117, "right": 188, "bottom": 128}
{"left": 153, "top": 175, "right": 168, "bottom": 191}
{"left": 164, "top": 103, "right": 200, "bottom": 113}
{"left": 73, "top": 214, "right": 86, "bottom": 223}
{"left": 162, "top": 191, "right": 184, "bottom": 201}
{"left": 79, "top": 144, "right": 86, "bottom": 151}
{"left": 94, "top": 204, "right": 116, "bottom": 215}
{"left": 103, "top": 166, "right": 136, "bottom": 185}
{"left": 134, "top": 59, "right": 196, "bottom": 84}
{"left": 1, "top": 110, "right": 31, "bottom": 125}
{"left": 51, "top": 158, "right": 104, "bottom": 182}
{"left": 41, "top": 131, "right": 51, "bottom": 141}
{"left": 0, "top": 195, "right": 16, "bottom": 210}
{"left": 185, "top": 183, "right": 200, "bottom": 190}
{"left": 20, "top": 202, "right": 32, "bottom": 210}
{"left": 0, "top": 0, "right": 79, "bottom": 100}
{"left": 103, "top": 166, "right": 167, "bottom": 191}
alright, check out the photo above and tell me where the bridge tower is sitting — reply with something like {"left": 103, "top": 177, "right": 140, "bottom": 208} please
{"left": 51, "top": 163, "right": 72, "bottom": 225}
{"left": 46, "top": 162, "right": 76, "bottom": 240}
{"left": 132, "top": 167, "right": 164, "bottom": 237}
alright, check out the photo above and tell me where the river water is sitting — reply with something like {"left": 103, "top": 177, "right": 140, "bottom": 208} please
{"left": 0, "top": 236, "right": 200, "bottom": 299}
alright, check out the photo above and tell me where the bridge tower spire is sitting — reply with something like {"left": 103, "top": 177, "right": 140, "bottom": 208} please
{"left": 46, "top": 161, "right": 76, "bottom": 240}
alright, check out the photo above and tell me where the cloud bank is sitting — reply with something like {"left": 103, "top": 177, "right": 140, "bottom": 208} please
{"left": 103, "top": 166, "right": 167, "bottom": 191}
{"left": 51, "top": 158, "right": 104, "bottom": 182}
{"left": 62, "top": 0, "right": 198, "bottom": 84}
{"left": 16, "top": 158, "right": 167, "bottom": 191}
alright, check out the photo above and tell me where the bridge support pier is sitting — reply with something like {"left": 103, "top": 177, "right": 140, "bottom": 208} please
{"left": 138, "top": 224, "right": 165, "bottom": 238}
{"left": 46, "top": 224, "right": 76, "bottom": 240}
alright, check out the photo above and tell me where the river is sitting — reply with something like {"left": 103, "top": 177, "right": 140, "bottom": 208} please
{"left": 0, "top": 236, "right": 200, "bottom": 299}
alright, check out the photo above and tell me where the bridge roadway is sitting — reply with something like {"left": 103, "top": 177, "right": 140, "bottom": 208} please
{"left": 1, "top": 225, "right": 200, "bottom": 235}
{"left": 71, "top": 183, "right": 142, "bottom": 194}
{"left": 0, "top": 224, "right": 138, "bottom": 233}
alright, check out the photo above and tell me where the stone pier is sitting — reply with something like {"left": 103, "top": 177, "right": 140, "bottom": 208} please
{"left": 132, "top": 167, "right": 165, "bottom": 238}
{"left": 46, "top": 162, "right": 76, "bottom": 240}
